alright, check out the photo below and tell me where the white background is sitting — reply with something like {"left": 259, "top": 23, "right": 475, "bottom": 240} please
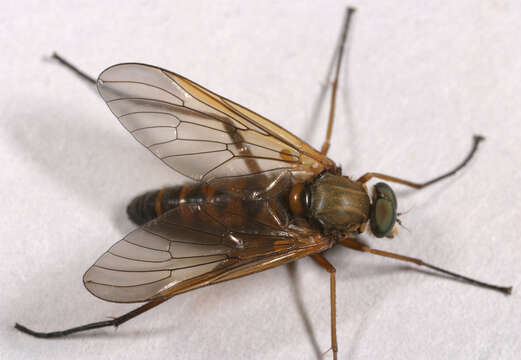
{"left": 1, "top": 1, "right": 520, "bottom": 359}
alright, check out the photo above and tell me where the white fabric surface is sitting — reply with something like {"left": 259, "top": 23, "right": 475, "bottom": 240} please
{"left": 1, "top": 1, "right": 520, "bottom": 359}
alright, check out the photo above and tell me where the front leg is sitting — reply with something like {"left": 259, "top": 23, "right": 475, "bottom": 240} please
{"left": 339, "top": 238, "right": 511, "bottom": 294}
{"left": 358, "top": 135, "right": 484, "bottom": 188}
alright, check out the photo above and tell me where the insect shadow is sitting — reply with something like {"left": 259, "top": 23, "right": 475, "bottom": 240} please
{"left": 7, "top": 96, "right": 180, "bottom": 234}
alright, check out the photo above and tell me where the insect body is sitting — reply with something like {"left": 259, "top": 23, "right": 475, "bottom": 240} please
{"left": 15, "top": 9, "right": 511, "bottom": 360}
{"left": 128, "top": 171, "right": 376, "bottom": 234}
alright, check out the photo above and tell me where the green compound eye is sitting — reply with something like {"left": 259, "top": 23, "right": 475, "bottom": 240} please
{"left": 370, "top": 182, "right": 397, "bottom": 238}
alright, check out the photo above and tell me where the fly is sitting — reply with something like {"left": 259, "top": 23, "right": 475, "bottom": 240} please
{"left": 15, "top": 8, "right": 512, "bottom": 360}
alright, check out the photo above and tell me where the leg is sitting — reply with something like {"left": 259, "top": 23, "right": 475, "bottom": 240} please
{"left": 339, "top": 238, "right": 512, "bottom": 295}
{"left": 357, "top": 135, "right": 484, "bottom": 188}
{"left": 321, "top": 8, "right": 356, "bottom": 155}
{"left": 51, "top": 52, "right": 97, "bottom": 85}
{"left": 311, "top": 254, "right": 338, "bottom": 360}
{"left": 15, "top": 296, "right": 170, "bottom": 338}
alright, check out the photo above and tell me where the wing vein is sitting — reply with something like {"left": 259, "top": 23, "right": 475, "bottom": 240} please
{"left": 107, "top": 251, "right": 173, "bottom": 264}
{"left": 85, "top": 273, "right": 173, "bottom": 288}
{"left": 102, "top": 80, "right": 185, "bottom": 105}
{"left": 93, "top": 257, "right": 227, "bottom": 273}
{"left": 161, "top": 149, "right": 231, "bottom": 160}
{"left": 122, "top": 238, "right": 171, "bottom": 253}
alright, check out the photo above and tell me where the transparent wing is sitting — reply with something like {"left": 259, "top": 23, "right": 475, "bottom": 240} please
{"left": 83, "top": 202, "right": 328, "bottom": 303}
{"left": 97, "top": 63, "right": 337, "bottom": 182}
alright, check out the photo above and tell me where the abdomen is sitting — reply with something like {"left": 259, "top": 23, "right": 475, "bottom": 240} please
{"left": 127, "top": 173, "right": 295, "bottom": 227}
{"left": 127, "top": 184, "right": 204, "bottom": 225}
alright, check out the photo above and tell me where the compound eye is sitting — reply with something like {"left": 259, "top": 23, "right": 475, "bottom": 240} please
{"left": 370, "top": 182, "right": 397, "bottom": 238}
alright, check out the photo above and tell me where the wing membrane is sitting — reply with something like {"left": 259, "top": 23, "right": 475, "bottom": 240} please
{"left": 83, "top": 203, "right": 329, "bottom": 303}
{"left": 97, "top": 63, "right": 337, "bottom": 182}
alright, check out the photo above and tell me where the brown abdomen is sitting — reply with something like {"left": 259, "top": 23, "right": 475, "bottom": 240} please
{"left": 127, "top": 184, "right": 202, "bottom": 225}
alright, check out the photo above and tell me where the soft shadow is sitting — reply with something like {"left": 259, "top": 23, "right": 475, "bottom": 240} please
{"left": 7, "top": 56, "right": 179, "bottom": 234}
{"left": 7, "top": 101, "right": 172, "bottom": 234}
{"left": 286, "top": 262, "right": 322, "bottom": 360}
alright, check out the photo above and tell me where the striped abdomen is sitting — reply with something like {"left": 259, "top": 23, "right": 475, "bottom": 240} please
{"left": 127, "top": 184, "right": 205, "bottom": 226}
{"left": 127, "top": 173, "right": 295, "bottom": 227}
